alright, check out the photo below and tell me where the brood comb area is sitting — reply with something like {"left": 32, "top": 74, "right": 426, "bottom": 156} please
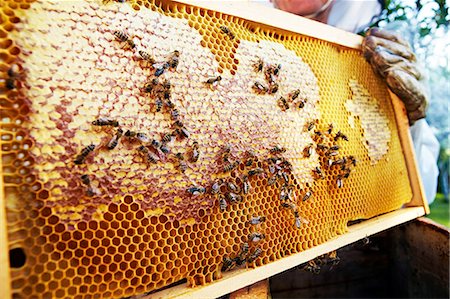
{"left": 1, "top": 0, "right": 412, "bottom": 298}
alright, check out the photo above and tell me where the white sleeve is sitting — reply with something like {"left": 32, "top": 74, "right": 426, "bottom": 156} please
{"left": 409, "top": 119, "right": 440, "bottom": 204}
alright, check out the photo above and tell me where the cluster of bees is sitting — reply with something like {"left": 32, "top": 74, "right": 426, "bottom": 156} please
{"left": 72, "top": 30, "right": 207, "bottom": 195}
{"left": 251, "top": 57, "right": 310, "bottom": 112}
{"left": 265, "top": 146, "right": 311, "bottom": 229}
{"left": 222, "top": 215, "right": 266, "bottom": 272}
{"left": 252, "top": 58, "right": 280, "bottom": 95}
{"left": 301, "top": 250, "right": 340, "bottom": 274}
{"left": 306, "top": 122, "right": 356, "bottom": 189}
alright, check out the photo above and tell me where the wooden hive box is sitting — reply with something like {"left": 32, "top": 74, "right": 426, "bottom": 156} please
{"left": 0, "top": 0, "right": 428, "bottom": 298}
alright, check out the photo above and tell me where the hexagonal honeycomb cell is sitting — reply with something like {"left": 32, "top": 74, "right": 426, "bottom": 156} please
{"left": 1, "top": 0, "right": 412, "bottom": 298}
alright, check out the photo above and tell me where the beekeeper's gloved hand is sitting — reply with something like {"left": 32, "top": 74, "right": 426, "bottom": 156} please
{"left": 362, "top": 27, "right": 427, "bottom": 124}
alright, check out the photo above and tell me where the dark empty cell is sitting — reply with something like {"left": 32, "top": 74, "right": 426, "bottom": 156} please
{"left": 9, "top": 247, "right": 26, "bottom": 268}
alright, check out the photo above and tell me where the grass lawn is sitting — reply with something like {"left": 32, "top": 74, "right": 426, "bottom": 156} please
{"left": 427, "top": 193, "right": 449, "bottom": 227}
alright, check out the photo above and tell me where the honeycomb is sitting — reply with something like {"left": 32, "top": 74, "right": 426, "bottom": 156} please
{"left": 1, "top": 0, "right": 413, "bottom": 298}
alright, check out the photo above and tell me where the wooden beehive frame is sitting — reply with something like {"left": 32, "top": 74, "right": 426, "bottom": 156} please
{"left": 143, "top": 1, "right": 428, "bottom": 298}
{"left": 0, "top": 1, "right": 428, "bottom": 298}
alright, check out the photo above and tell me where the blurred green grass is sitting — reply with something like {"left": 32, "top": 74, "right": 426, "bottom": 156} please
{"left": 427, "top": 193, "right": 449, "bottom": 227}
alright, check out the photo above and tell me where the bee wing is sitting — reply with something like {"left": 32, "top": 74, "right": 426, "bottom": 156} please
{"left": 300, "top": 216, "right": 310, "bottom": 225}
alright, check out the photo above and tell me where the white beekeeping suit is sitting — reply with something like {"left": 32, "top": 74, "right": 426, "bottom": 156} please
{"left": 255, "top": 0, "right": 440, "bottom": 204}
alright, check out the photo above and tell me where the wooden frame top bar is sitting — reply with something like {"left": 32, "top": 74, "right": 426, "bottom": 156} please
{"left": 173, "top": 0, "right": 363, "bottom": 49}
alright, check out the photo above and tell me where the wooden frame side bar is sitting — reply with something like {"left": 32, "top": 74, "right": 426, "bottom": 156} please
{"left": 390, "top": 91, "right": 429, "bottom": 214}
{"left": 0, "top": 159, "right": 12, "bottom": 298}
{"left": 147, "top": 207, "right": 425, "bottom": 299}
{"left": 172, "top": 0, "right": 363, "bottom": 49}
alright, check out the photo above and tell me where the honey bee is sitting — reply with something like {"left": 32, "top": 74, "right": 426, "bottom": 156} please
{"left": 329, "top": 145, "right": 340, "bottom": 151}
{"left": 303, "top": 143, "right": 313, "bottom": 158}
{"left": 86, "top": 186, "right": 99, "bottom": 197}
{"left": 281, "top": 202, "right": 297, "bottom": 211}
{"left": 303, "top": 260, "right": 321, "bottom": 274}
{"left": 221, "top": 256, "right": 236, "bottom": 272}
{"left": 290, "top": 89, "right": 300, "bottom": 101}
{"left": 313, "top": 166, "right": 324, "bottom": 179}
{"left": 175, "top": 128, "right": 189, "bottom": 140}
{"left": 248, "top": 167, "right": 264, "bottom": 177}
{"left": 205, "top": 76, "right": 222, "bottom": 85}
{"left": 211, "top": 179, "right": 223, "bottom": 194}
{"left": 154, "top": 63, "right": 169, "bottom": 77}
{"left": 253, "top": 58, "right": 264, "bottom": 72}
{"left": 219, "top": 25, "right": 235, "bottom": 39}
{"left": 173, "top": 122, "right": 190, "bottom": 139}
{"left": 279, "top": 185, "right": 289, "bottom": 201}
{"left": 125, "top": 130, "right": 137, "bottom": 138}
{"left": 247, "top": 248, "right": 262, "bottom": 263}
{"left": 107, "top": 128, "right": 123, "bottom": 150}
{"left": 317, "top": 144, "right": 328, "bottom": 151}
{"left": 137, "top": 145, "right": 159, "bottom": 164}
{"left": 326, "top": 150, "right": 338, "bottom": 157}
{"left": 294, "top": 210, "right": 309, "bottom": 229}
{"left": 242, "top": 175, "right": 251, "bottom": 194}
{"left": 80, "top": 174, "right": 91, "bottom": 186}
{"left": 280, "top": 171, "right": 289, "bottom": 184}
{"left": 4, "top": 64, "right": 23, "bottom": 90}
{"left": 113, "top": 30, "right": 135, "bottom": 49}
{"left": 332, "top": 158, "right": 346, "bottom": 166}
{"left": 334, "top": 130, "right": 349, "bottom": 141}
{"left": 348, "top": 155, "right": 357, "bottom": 166}
{"left": 138, "top": 50, "right": 155, "bottom": 64}
{"left": 249, "top": 216, "right": 266, "bottom": 225}
{"left": 187, "top": 186, "right": 207, "bottom": 195}
{"left": 159, "top": 145, "right": 170, "bottom": 154}
{"left": 252, "top": 81, "right": 268, "bottom": 94}
{"left": 298, "top": 99, "right": 307, "bottom": 109}
{"left": 167, "top": 50, "right": 180, "bottom": 69}
{"left": 92, "top": 118, "right": 119, "bottom": 127}
{"left": 314, "top": 131, "right": 323, "bottom": 140}
{"left": 234, "top": 243, "right": 249, "bottom": 266}
{"left": 267, "top": 175, "right": 278, "bottom": 186}
{"left": 249, "top": 232, "right": 265, "bottom": 243}
{"left": 227, "top": 182, "right": 240, "bottom": 193}
{"left": 113, "top": 30, "right": 129, "bottom": 42}
{"left": 336, "top": 175, "right": 343, "bottom": 188}
{"left": 223, "top": 161, "right": 238, "bottom": 173}
{"left": 227, "top": 192, "right": 242, "bottom": 203}
{"left": 327, "top": 123, "right": 334, "bottom": 134}
{"left": 218, "top": 195, "right": 227, "bottom": 211}
{"left": 278, "top": 97, "right": 289, "bottom": 111}
{"left": 273, "top": 64, "right": 281, "bottom": 75}
{"left": 302, "top": 190, "right": 312, "bottom": 202}
{"left": 155, "top": 98, "right": 163, "bottom": 112}
{"left": 137, "top": 132, "right": 150, "bottom": 143}
{"left": 154, "top": 51, "right": 180, "bottom": 76}
{"left": 175, "top": 153, "right": 188, "bottom": 173}
{"left": 143, "top": 78, "right": 159, "bottom": 93}
{"left": 270, "top": 145, "right": 286, "bottom": 154}
{"left": 188, "top": 141, "right": 199, "bottom": 163}
{"left": 150, "top": 139, "right": 160, "bottom": 150}
{"left": 161, "top": 133, "right": 173, "bottom": 144}
{"left": 171, "top": 108, "right": 180, "bottom": 121}
{"left": 74, "top": 144, "right": 95, "bottom": 165}
{"left": 268, "top": 83, "right": 279, "bottom": 95}
{"left": 268, "top": 163, "right": 277, "bottom": 174}
{"left": 327, "top": 251, "right": 340, "bottom": 268}
{"left": 81, "top": 176, "right": 100, "bottom": 196}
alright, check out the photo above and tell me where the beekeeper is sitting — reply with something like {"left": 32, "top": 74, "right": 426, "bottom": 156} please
{"left": 268, "top": 0, "right": 440, "bottom": 204}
